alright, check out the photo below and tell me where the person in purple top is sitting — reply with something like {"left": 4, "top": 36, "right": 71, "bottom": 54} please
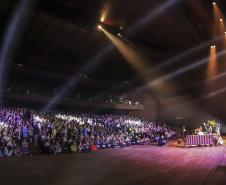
{"left": 22, "top": 124, "right": 28, "bottom": 140}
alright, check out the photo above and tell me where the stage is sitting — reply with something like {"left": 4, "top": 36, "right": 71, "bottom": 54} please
{"left": 0, "top": 141, "right": 226, "bottom": 185}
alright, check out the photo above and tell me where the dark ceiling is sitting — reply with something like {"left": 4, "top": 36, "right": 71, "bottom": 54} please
{"left": 1, "top": 0, "right": 226, "bottom": 120}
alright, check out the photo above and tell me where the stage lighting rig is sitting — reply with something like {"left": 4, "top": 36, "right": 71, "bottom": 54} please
{"left": 97, "top": 25, "right": 102, "bottom": 31}
{"left": 97, "top": 23, "right": 125, "bottom": 37}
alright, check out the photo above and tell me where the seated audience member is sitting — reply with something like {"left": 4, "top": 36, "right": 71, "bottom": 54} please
{"left": 70, "top": 142, "right": 77, "bottom": 153}
{"left": 82, "top": 142, "right": 91, "bottom": 152}
{"left": 77, "top": 142, "right": 83, "bottom": 152}
{"left": 53, "top": 141, "right": 62, "bottom": 154}
{"left": 4, "top": 144, "right": 13, "bottom": 157}
{"left": 90, "top": 144, "right": 97, "bottom": 152}
{"left": 0, "top": 137, "right": 4, "bottom": 157}
{"left": 14, "top": 144, "right": 22, "bottom": 156}
{"left": 21, "top": 140, "right": 30, "bottom": 155}
{"left": 42, "top": 139, "right": 51, "bottom": 154}
{"left": 158, "top": 135, "right": 166, "bottom": 146}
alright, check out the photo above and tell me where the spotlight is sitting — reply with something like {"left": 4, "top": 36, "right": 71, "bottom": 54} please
{"left": 211, "top": 45, "right": 216, "bottom": 49}
{"left": 220, "top": 18, "right": 223, "bottom": 22}
{"left": 117, "top": 33, "right": 121, "bottom": 37}
{"left": 97, "top": 25, "right": 102, "bottom": 31}
{"left": 212, "top": 2, "right": 216, "bottom": 5}
{"left": 101, "top": 17, "right": 105, "bottom": 23}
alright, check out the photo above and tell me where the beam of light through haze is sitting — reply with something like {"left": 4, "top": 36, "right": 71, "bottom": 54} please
{"left": 43, "top": 0, "right": 183, "bottom": 112}
{"left": 0, "top": 0, "right": 36, "bottom": 102}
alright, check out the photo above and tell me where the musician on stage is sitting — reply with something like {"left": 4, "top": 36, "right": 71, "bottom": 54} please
{"left": 203, "top": 123, "right": 212, "bottom": 134}
{"left": 215, "top": 123, "right": 223, "bottom": 145}
{"left": 182, "top": 126, "right": 186, "bottom": 140}
{"left": 195, "top": 125, "right": 204, "bottom": 135}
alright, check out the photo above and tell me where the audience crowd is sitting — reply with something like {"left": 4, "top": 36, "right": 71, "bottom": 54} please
{"left": 0, "top": 106, "right": 176, "bottom": 157}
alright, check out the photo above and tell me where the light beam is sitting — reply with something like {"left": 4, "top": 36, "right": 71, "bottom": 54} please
{"left": 43, "top": 0, "right": 184, "bottom": 112}
{"left": 42, "top": 44, "right": 114, "bottom": 112}
{"left": 136, "top": 49, "right": 226, "bottom": 94}
{"left": 0, "top": 0, "right": 36, "bottom": 102}
{"left": 129, "top": 0, "right": 183, "bottom": 34}
{"left": 100, "top": 27, "right": 149, "bottom": 77}
{"left": 213, "top": 3, "right": 225, "bottom": 36}
{"left": 207, "top": 45, "right": 217, "bottom": 79}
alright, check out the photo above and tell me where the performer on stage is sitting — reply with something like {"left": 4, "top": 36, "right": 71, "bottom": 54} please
{"left": 203, "top": 123, "right": 212, "bottom": 134}
{"left": 216, "top": 123, "right": 220, "bottom": 135}
{"left": 182, "top": 125, "right": 186, "bottom": 140}
{"left": 195, "top": 125, "right": 204, "bottom": 135}
{"left": 215, "top": 123, "right": 223, "bottom": 145}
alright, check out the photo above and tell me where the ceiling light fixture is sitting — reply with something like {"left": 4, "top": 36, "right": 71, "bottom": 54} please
{"left": 97, "top": 25, "right": 102, "bottom": 31}
{"left": 100, "top": 17, "right": 105, "bottom": 23}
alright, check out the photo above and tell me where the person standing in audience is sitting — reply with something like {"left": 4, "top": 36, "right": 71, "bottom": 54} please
{"left": 22, "top": 124, "right": 28, "bottom": 141}
{"left": 0, "top": 136, "right": 4, "bottom": 157}
{"left": 28, "top": 125, "right": 33, "bottom": 144}
{"left": 4, "top": 142, "right": 13, "bottom": 157}
{"left": 33, "top": 123, "right": 40, "bottom": 146}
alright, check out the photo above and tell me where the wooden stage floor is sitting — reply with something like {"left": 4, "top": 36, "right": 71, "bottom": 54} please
{"left": 0, "top": 142, "right": 226, "bottom": 185}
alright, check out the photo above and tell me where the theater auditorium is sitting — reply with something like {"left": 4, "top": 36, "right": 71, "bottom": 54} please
{"left": 0, "top": 0, "right": 226, "bottom": 185}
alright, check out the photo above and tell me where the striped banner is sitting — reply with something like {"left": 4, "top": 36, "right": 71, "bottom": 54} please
{"left": 185, "top": 134, "right": 214, "bottom": 146}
